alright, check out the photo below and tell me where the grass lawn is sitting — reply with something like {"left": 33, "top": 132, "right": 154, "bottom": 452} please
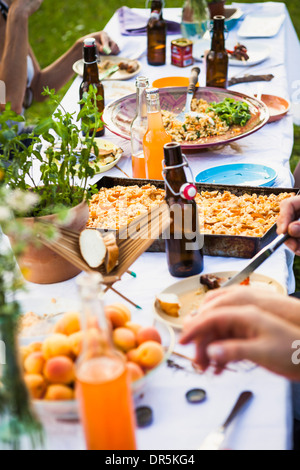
{"left": 26, "top": 0, "right": 300, "bottom": 289}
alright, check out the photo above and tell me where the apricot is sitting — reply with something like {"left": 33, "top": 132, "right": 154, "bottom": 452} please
{"left": 105, "top": 303, "right": 131, "bottom": 328}
{"left": 42, "top": 334, "right": 72, "bottom": 360}
{"left": 24, "top": 374, "right": 47, "bottom": 399}
{"left": 27, "top": 342, "right": 43, "bottom": 354}
{"left": 44, "top": 356, "right": 75, "bottom": 385}
{"left": 135, "top": 341, "right": 164, "bottom": 370}
{"left": 24, "top": 352, "right": 45, "bottom": 375}
{"left": 112, "top": 327, "right": 136, "bottom": 353}
{"left": 44, "top": 384, "right": 74, "bottom": 401}
{"left": 136, "top": 326, "right": 161, "bottom": 346}
{"left": 126, "top": 361, "right": 144, "bottom": 383}
{"left": 126, "top": 348, "right": 140, "bottom": 364}
{"left": 68, "top": 331, "right": 84, "bottom": 358}
{"left": 19, "top": 346, "right": 30, "bottom": 366}
{"left": 125, "top": 322, "right": 142, "bottom": 336}
{"left": 54, "top": 311, "right": 81, "bottom": 336}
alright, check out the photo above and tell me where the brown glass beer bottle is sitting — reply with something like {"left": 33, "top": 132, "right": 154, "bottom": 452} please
{"left": 163, "top": 142, "right": 204, "bottom": 277}
{"left": 147, "top": 0, "right": 167, "bottom": 66}
{"left": 206, "top": 15, "right": 228, "bottom": 89}
{"left": 80, "top": 37, "right": 105, "bottom": 137}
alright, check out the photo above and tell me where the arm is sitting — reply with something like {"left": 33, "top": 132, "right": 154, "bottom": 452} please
{"left": 30, "top": 31, "right": 120, "bottom": 102}
{"left": 199, "top": 286, "right": 300, "bottom": 327}
{"left": 0, "top": 3, "right": 29, "bottom": 113}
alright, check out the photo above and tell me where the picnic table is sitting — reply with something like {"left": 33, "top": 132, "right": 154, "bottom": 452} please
{"left": 17, "top": 2, "right": 300, "bottom": 450}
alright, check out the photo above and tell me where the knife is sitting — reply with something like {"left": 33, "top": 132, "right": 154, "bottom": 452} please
{"left": 176, "top": 67, "right": 200, "bottom": 122}
{"left": 198, "top": 391, "right": 253, "bottom": 450}
{"left": 222, "top": 224, "right": 298, "bottom": 288}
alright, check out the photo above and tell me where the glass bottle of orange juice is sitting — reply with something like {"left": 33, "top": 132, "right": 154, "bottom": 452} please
{"left": 143, "top": 87, "right": 172, "bottom": 180}
{"left": 75, "top": 273, "right": 137, "bottom": 451}
{"left": 130, "top": 76, "right": 149, "bottom": 178}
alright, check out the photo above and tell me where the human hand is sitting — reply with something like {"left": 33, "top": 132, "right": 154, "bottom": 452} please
{"left": 78, "top": 31, "right": 120, "bottom": 56}
{"left": 180, "top": 306, "right": 300, "bottom": 381}
{"left": 277, "top": 196, "right": 300, "bottom": 255}
{"left": 200, "top": 286, "right": 300, "bottom": 327}
{"left": 12, "top": 0, "right": 44, "bottom": 17}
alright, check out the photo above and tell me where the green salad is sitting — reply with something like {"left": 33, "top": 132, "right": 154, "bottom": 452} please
{"left": 207, "top": 98, "right": 252, "bottom": 127}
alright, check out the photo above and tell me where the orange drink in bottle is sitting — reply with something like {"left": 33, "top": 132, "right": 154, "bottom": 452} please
{"left": 130, "top": 77, "right": 149, "bottom": 178}
{"left": 75, "top": 273, "right": 137, "bottom": 451}
{"left": 143, "top": 88, "right": 172, "bottom": 180}
{"left": 132, "top": 151, "right": 146, "bottom": 179}
{"left": 76, "top": 356, "right": 136, "bottom": 450}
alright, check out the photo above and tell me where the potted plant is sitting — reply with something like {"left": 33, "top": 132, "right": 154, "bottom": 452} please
{"left": 0, "top": 186, "right": 44, "bottom": 449}
{"left": 181, "top": 0, "right": 210, "bottom": 39}
{"left": 0, "top": 86, "right": 103, "bottom": 284}
{"left": 207, "top": 0, "right": 226, "bottom": 19}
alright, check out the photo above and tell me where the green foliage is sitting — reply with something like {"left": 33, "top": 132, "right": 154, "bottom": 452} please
{"left": 0, "top": 86, "right": 102, "bottom": 217}
{"left": 208, "top": 98, "right": 251, "bottom": 126}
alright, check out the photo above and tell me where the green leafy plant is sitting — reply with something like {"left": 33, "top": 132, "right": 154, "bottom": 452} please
{"left": 0, "top": 187, "right": 45, "bottom": 450}
{"left": 207, "top": 98, "right": 252, "bottom": 127}
{"left": 0, "top": 85, "right": 103, "bottom": 217}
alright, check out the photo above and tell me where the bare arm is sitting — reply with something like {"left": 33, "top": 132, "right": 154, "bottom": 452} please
{"left": 30, "top": 31, "right": 120, "bottom": 102}
{"left": 0, "top": 3, "right": 29, "bottom": 113}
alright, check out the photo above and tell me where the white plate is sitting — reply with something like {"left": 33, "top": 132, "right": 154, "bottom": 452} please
{"left": 73, "top": 56, "right": 142, "bottom": 81}
{"left": 193, "top": 39, "right": 270, "bottom": 67}
{"left": 154, "top": 271, "right": 287, "bottom": 330}
{"left": 237, "top": 14, "right": 285, "bottom": 38}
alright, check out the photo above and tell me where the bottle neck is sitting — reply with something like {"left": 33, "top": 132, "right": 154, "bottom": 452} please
{"left": 77, "top": 275, "right": 113, "bottom": 360}
{"left": 136, "top": 82, "right": 149, "bottom": 119}
{"left": 164, "top": 144, "right": 188, "bottom": 199}
{"left": 83, "top": 45, "right": 99, "bottom": 82}
{"left": 150, "top": 0, "right": 163, "bottom": 16}
{"left": 146, "top": 94, "right": 164, "bottom": 128}
{"left": 211, "top": 18, "right": 226, "bottom": 52}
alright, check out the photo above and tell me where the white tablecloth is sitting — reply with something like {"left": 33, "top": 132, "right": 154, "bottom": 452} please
{"left": 18, "top": 2, "right": 300, "bottom": 450}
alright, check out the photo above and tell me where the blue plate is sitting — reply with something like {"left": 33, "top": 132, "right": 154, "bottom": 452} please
{"left": 195, "top": 163, "right": 277, "bottom": 187}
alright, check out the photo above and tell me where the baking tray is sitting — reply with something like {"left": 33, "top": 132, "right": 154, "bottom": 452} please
{"left": 92, "top": 176, "right": 298, "bottom": 259}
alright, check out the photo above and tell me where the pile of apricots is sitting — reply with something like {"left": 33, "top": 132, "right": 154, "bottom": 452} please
{"left": 20, "top": 303, "right": 165, "bottom": 401}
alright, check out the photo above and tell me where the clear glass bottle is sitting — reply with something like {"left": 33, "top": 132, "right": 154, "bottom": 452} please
{"left": 130, "top": 76, "right": 150, "bottom": 179}
{"left": 206, "top": 15, "right": 228, "bottom": 88}
{"left": 143, "top": 87, "right": 172, "bottom": 180}
{"left": 75, "top": 273, "right": 136, "bottom": 451}
{"left": 163, "top": 142, "right": 204, "bottom": 277}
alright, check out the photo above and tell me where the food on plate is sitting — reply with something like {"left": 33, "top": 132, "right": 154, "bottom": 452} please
{"left": 156, "top": 293, "right": 181, "bottom": 318}
{"left": 79, "top": 229, "right": 119, "bottom": 273}
{"left": 87, "top": 184, "right": 165, "bottom": 230}
{"left": 162, "top": 98, "right": 252, "bottom": 143}
{"left": 21, "top": 304, "right": 165, "bottom": 401}
{"left": 200, "top": 274, "right": 226, "bottom": 290}
{"left": 93, "top": 141, "right": 123, "bottom": 167}
{"left": 157, "top": 273, "right": 283, "bottom": 322}
{"left": 87, "top": 184, "right": 294, "bottom": 238}
{"left": 98, "top": 59, "right": 139, "bottom": 75}
{"left": 227, "top": 43, "right": 249, "bottom": 61}
{"left": 200, "top": 274, "right": 250, "bottom": 290}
